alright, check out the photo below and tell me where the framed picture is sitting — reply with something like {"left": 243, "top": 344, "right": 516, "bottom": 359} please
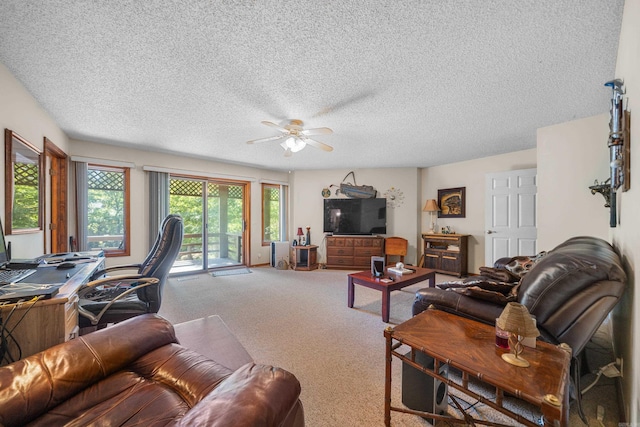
{"left": 437, "top": 187, "right": 466, "bottom": 218}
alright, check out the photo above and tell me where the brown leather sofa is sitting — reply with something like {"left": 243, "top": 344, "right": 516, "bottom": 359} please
{"left": 0, "top": 314, "right": 304, "bottom": 427}
{"left": 412, "top": 235, "right": 626, "bottom": 420}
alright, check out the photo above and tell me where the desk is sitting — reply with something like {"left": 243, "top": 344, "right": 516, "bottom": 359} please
{"left": 0, "top": 257, "right": 105, "bottom": 364}
{"left": 384, "top": 309, "right": 571, "bottom": 426}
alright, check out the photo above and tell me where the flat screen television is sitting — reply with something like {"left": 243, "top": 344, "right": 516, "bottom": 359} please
{"left": 323, "top": 198, "right": 387, "bottom": 235}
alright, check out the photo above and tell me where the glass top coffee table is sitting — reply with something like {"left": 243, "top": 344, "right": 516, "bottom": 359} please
{"left": 347, "top": 266, "right": 436, "bottom": 323}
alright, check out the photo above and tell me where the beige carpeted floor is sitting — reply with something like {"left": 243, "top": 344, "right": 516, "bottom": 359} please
{"left": 158, "top": 266, "right": 621, "bottom": 426}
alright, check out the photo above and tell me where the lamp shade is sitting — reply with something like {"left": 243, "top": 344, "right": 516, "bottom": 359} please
{"left": 297, "top": 227, "right": 304, "bottom": 236}
{"left": 496, "top": 302, "right": 540, "bottom": 338}
{"left": 423, "top": 199, "right": 440, "bottom": 212}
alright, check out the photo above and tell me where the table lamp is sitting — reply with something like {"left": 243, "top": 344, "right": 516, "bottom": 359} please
{"left": 423, "top": 199, "right": 440, "bottom": 234}
{"left": 297, "top": 227, "right": 304, "bottom": 245}
{"left": 496, "top": 302, "right": 539, "bottom": 367}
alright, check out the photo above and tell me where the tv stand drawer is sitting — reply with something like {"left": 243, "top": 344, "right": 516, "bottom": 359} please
{"left": 325, "top": 236, "right": 383, "bottom": 269}
{"left": 327, "top": 246, "right": 354, "bottom": 256}
{"left": 327, "top": 256, "right": 354, "bottom": 267}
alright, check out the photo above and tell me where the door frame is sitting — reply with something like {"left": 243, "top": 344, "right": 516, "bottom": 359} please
{"left": 44, "top": 137, "right": 68, "bottom": 253}
{"left": 168, "top": 174, "right": 250, "bottom": 273}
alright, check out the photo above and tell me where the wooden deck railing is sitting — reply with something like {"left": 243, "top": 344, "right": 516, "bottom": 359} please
{"left": 88, "top": 232, "right": 242, "bottom": 262}
{"left": 178, "top": 232, "right": 242, "bottom": 262}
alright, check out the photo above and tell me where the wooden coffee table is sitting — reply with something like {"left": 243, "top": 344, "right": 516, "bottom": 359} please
{"left": 384, "top": 308, "right": 572, "bottom": 426}
{"left": 347, "top": 267, "right": 436, "bottom": 323}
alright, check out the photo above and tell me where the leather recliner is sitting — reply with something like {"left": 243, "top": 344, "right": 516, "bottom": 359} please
{"left": 412, "top": 236, "right": 626, "bottom": 420}
{"left": 0, "top": 314, "right": 303, "bottom": 427}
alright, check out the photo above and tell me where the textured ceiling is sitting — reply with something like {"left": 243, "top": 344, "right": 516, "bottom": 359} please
{"left": 0, "top": 1, "right": 625, "bottom": 171}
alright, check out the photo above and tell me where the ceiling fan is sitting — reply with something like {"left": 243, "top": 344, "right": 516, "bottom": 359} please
{"left": 247, "top": 119, "right": 333, "bottom": 157}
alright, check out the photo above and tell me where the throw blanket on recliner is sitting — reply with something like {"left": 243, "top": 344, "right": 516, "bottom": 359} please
{"left": 436, "top": 252, "right": 547, "bottom": 305}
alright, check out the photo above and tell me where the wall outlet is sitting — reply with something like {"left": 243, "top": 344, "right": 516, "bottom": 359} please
{"left": 258, "top": 253, "right": 262, "bottom": 258}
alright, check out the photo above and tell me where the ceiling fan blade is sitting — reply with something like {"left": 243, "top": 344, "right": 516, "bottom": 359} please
{"left": 302, "top": 137, "right": 333, "bottom": 152}
{"left": 312, "top": 91, "right": 376, "bottom": 117}
{"left": 261, "top": 120, "right": 290, "bottom": 133}
{"left": 247, "top": 135, "right": 286, "bottom": 144}
{"left": 300, "top": 127, "right": 333, "bottom": 136}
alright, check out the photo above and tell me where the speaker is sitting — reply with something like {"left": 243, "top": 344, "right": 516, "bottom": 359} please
{"left": 270, "top": 241, "right": 289, "bottom": 267}
{"left": 402, "top": 351, "right": 448, "bottom": 419}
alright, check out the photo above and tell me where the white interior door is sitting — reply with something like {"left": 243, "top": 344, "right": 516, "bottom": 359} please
{"left": 485, "top": 168, "right": 537, "bottom": 265}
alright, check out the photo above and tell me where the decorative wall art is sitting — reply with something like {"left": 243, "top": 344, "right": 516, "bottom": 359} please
{"left": 383, "top": 187, "right": 404, "bottom": 208}
{"left": 437, "top": 187, "right": 466, "bottom": 218}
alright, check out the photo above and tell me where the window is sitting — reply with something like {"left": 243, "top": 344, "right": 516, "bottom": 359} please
{"left": 4, "top": 129, "right": 43, "bottom": 234}
{"left": 86, "top": 165, "right": 130, "bottom": 256}
{"left": 262, "top": 183, "right": 288, "bottom": 245}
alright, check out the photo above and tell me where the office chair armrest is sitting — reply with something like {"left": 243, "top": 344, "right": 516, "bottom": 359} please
{"left": 81, "top": 273, "right": 145, "bottom": 288}
{"left": 78, "top": 276, "right": 159, "bottom": 326}
{"left": 90, "top": 264, "right": 143, "bottom": 280}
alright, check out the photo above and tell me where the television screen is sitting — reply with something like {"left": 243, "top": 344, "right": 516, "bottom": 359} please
{"left": 323, "top": 198, "right": 387, "bottom": 235}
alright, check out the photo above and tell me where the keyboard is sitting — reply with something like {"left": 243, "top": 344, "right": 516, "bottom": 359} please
{"left": 0, "top": 268, "right": 37, "bottom": 285}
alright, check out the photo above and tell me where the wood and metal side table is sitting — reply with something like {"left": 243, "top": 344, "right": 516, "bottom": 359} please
{"left": 290, "top": 244, "right": 319, "bottom": 271}
{"left": 384, "top": 308, "right": 572, "bottom": 426}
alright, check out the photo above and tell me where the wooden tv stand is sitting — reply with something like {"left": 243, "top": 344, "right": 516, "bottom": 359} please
{"left": 325, "top": 235, "right": 384, "bottom": 269}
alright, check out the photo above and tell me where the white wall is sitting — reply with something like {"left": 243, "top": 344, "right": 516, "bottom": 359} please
{"left": 611, "top": 0, "right": 640, "bottom": 421}
{"left": 537, "top": 114, "right": 611, "bottom": 248}
{"left": 0, "top": 62, "right": 70, "bottom": 257}
{"left": 69, "top": 139, "right": 289, "bottom": 267}
{"left": 535, "top": 1, "right": 640, "bottom": 420}
{"left": 290, "top": 168, "right": 421, "bottom": 265}
{"left": 420, "top": 149, "right": 537, "bottom": 273}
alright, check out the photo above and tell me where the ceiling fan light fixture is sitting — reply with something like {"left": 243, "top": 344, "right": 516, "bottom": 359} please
{"left": 282, "top": 136, "right": 306, "bottom": 153}
{"left": 250, "top": 119, "right": 333, "bottom": 155}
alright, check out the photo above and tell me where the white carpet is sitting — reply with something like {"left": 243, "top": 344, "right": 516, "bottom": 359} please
{"left": 158, "top": 266, "right": 620, "bottom": 426}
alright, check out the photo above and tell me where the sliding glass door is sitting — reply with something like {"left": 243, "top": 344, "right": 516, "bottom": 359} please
{"left": 207, "top": 182, "right": 245, "bottom": 268}
{"left": 169, "top": 176, "right": 247, "bottom": 273}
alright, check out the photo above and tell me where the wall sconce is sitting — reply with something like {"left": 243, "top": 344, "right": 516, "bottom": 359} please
{"left": 589, "top": 178, "right": 611, "bottom": 208}
{"left": 590, "top": 79, "right": 631, "bottom": 227}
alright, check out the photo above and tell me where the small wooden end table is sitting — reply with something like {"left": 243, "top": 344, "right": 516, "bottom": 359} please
{"left": 384, "top": 308, "right": 572, "bottom": 426}
{"left": 290, "top": 245, "right": 318, "bottom": 271}
{"left": 347, "top": 267, "right": 436, "bottom": 323}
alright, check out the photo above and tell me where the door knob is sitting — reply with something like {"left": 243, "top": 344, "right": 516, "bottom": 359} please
{"left": 486, "top": 230, "right": 495, "bottom": 234}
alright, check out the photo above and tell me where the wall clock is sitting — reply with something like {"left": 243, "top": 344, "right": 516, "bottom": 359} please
{"left": 384, "top": 187, "right": 404, "bottom": 208}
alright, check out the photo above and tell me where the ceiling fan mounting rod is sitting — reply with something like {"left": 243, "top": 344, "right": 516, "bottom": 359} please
{"left": 285, "top": 119, "right": 304, "bottom": 135}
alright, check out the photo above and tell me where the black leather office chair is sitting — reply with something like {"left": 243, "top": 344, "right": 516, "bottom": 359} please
{"left": 77, "top": 215, "right": 184, "bottom": 331}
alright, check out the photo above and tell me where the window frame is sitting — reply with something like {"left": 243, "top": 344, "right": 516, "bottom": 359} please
{"left": 261, "top": 183, "right": 288, "bottom": 246}
{"left": 86, "top": 164, "right": 131, "bottom": 257}
{"left": 4, "top": 129, "right": 44, "bottom": 234}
